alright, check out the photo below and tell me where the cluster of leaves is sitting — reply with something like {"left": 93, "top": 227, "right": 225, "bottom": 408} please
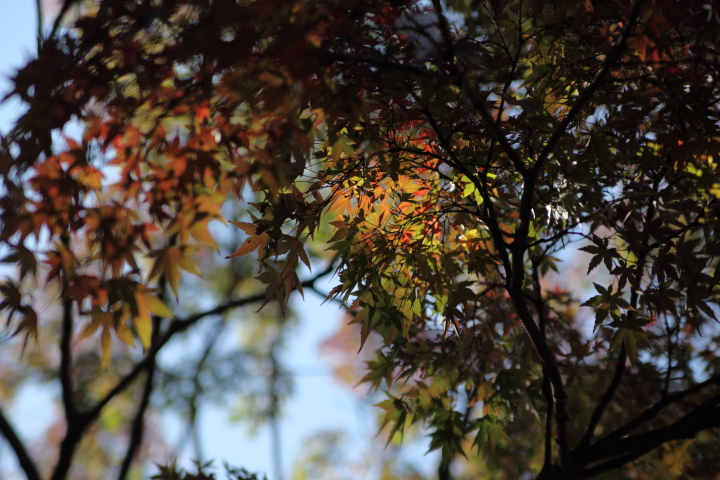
{"left": 229, "top": 0, "right": 720, "bottom": 478}
{"left": 152, "top": 461, "right": 265, "bottom": 480}
{"left": 0, "top": 1, "right": 339, "bottom": 478}
{"left": 3, "top": 0, "right": 720, "bottom": 479}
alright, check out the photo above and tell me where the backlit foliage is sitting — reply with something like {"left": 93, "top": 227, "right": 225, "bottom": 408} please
{"left": 2, "top": 0, "right": 720, "bottom": 479}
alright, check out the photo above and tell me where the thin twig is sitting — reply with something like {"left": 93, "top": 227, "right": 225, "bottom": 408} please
{"left": 50, "top": 0, "right": 77, "bottom": 39}
{"left": 116, "top": 365, "right": 156, "bottom": 480}
{"left": 184, "top": 316, "right": 227, "bottom": 462}
{"left": 117, "top": 276, "right": 168, "bottom": 480}
{"left": 578, "top": 167, "right": 656, "bottom": 450}
{"left": 578, "top": 346, "right": 626, "bottom": 449}
{"left": 269, "top": 343, "right": 283, "bottom": 480}
{"left": 59, "top": 295, "right": 76, "bottom": 421}
{"left": 662, "top": 314, "right": 679, "bottom": 399}
{"left": 430, "top": 0, "right": 455, "bottom": 63}
{"left": 35, "top": 0, "right": 43, "bottom": 51}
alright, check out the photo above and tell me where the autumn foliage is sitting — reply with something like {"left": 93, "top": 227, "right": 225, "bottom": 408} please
{"left": 3, "top": 0, "right": 720, "bottom": 479}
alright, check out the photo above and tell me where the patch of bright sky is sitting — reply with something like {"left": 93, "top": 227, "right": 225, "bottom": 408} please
{"left": 0, "top": 6, "right": 60, "bottom": 479}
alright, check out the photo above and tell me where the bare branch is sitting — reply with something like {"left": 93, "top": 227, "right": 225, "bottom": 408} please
{"left": 50, "top": 0, "right": 78, "bottom": 39}
{"left": 582, "top": 405, "right": 720, "bottom": 472}
{"left": 52, "top": 234, "right": 83, "bottom": 480}
{"left": 35, "top": 0, "right": 43, "bottom": 51}
{"left": 85, "top": 263, "right": 336, "bottom": 423}
{"left": 59, "top": 298, "right": 76, "bottom": 421}
{"left": 183, "top": 316, "right": 227, "bottom": 462}
{"left": 117, "top": 276, "right": 168, "bottom": 480}
{"left": 116, "top": 366, "right": 155, "bottom": 480}
{"left": 430, "top": 0, "right": 455, "bottom": 63}
{"left": 599, "top": 374, "right": 720, "bottom": 444}
{"left": 0, "top": 406, "right": 41, "bottom": 480}
{"left": 578, "top": 346, "right": 627, "bottom": 449}
{"left": 530, "top": 258, "right": 554, "bottom": 471}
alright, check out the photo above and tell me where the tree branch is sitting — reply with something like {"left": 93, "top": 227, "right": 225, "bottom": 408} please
{"left": 458, "top": 84, "right": 527, "bottom": 175}
{"left": 541, "top": 375, "right": 554, "bottom": 469}
{"left": 59, "top": 234, "right": 76, "bottom": 423}
{"left": 45, "top": 245, "right": 332, "bottom": 478}
{"left": 599, "top": 372, "right": 720, "bottom": 443}
{"left": 116, "top": 364, "right": 156, "bottom": 480}
{"left": 85, "top": 262, "right": 336, "bottom": 423}
{"left": 458, "top": 65, "right": 572, "bottom": 464}
{"left": 0, "top": 406, "right": 41, "bottom": 480}
{"left": 183, "top": 316, "right": 227, "bottom": 462}
{"left": 453, "top": 16, "right": 575, "bottom": 454}
{"left": 458, "top": 5, "right": 643, "bottom": 459}
{"left": 505, "top": 172, "right": 570, "bottom": 464}
{"left": 578, "top": 441, "right": 673, "bottom": 479}
{"left": 117, "top": 276, "right": 168, "bottom": 480}
{"left": 508, "top": 286, "right": 570, "bottom": 464}
{"left": 416, "top": 107, "right": 513, "bottom": 280}
{"left": 577, "top": 161, "right": 658, "bottom": 453}
{"left": 35, "top": 0, "right": 43, "bottom": 51}
{"left": 409, "top": 96, "right": 512, "bottom": 280}
{"left": 530, "top": 259, "right": 554, "bottom": 472}
{"left": 268, "top": 343, "right": 283, "bottom": 480}
{"left": 578, "top": 346, "right": 627, "bottom": 449}
{"left": 59, "top": 296, "right": 76, "bottom": 422}
{"left": 52, "top": 235, "right": 83, "bottom": 480}
{"left": 50, "top": 420, "right": 84, "bottom": 480}
{"left": 430, "top": 0, "right": 455, "bottom": 63}
{"left": 582, "top": 405, "right": 720, "bottom": 471}
{"left": 662, "top": 316, "right": 679, "bottom": 399}
{"left": 50, "top": 0, "right": 78, "bottom": 39}
{"left": 82, "top": 293, "right": 261, "bottom": 424}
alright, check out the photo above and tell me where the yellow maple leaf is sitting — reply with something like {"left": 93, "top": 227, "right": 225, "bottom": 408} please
{"left": 134, "top": 290, "right": 173, "bottom": 348}
{"left": 148, "top": 246, "right": 204, "bottom": 296}
{"left": 189, "top": 218, "right": 218, "bottom": 249}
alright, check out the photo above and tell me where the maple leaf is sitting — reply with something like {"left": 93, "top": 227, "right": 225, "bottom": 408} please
{"left": 133, "top": 290, "right": 173, "bottom": 349}
{"left": 148, "top": 246, "right": 202, "bottom": 298}
{"left": 0, "top": 244, "right": 38, "bottom": 280}
{"left": 227, "top": 233, "right": 269, "bottom": 259}
{"left": 609, "top": 322, "right": 650, "bottom": 367}
{"left": 12, "top": 307, "right": 38, "bottom": 355}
